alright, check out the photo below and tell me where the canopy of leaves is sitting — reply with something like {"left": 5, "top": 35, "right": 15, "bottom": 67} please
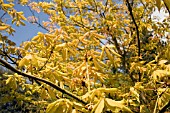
{"left": 0, "top": 0, "right": 170, "bottom": 112}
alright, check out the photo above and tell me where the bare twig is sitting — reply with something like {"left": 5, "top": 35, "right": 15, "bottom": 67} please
{"left": 27, "top": 6, "right": 50, "bottom": 32}
{"left": 0, "top": 12, "right": 7, "bottom": 19}
{"left": 0, "top": 59, "right": 87, "bottom": 105}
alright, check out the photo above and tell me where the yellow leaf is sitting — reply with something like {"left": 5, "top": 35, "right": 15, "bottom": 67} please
{"left": 98, "top": 88, "right": 118, "bottom": 93}
{"left": 73, "top": 102, "right": 84, "bottom": 111}
{"left": 72, "top": 109, "right": 77, "bottom": 113}
{"left": 158, "top": 60, "right": 168, "bottom": 65}
{"left": 12, "top": 78, "right": 17, "bottom": 90}
{"left": 6, "top": 77, "right": 12, "bottom": 85}
{"left": 93, "top": 57, "right": 103, "bottom": 70}
{"left": 108, "top": 48, "right": 121, "bottom": 57}
{"left": 31, "top": 35, "right": 39, "bottom": 41}
{"left": 56, "top": 43, "right": 66, "bottom": 48}
{"left": 130, "top": 87, "right": 140, "bottom": 102}
{"left": 68, "top": 47, "right": 76, "bottom": 56}
{"left": 156, "top": 0, "right": 161, "bottom": 11}
{"left": 105, "top": 48, "right": 114, "bottom": 63}
{"left": 40, "top": 88, "right": 47, "bottom": 99}
{"left": 105, "top": 98, "right": 132, "bottom": 113}
{"left": 100, "top": 46, "right": 105, "bottom": 60}
{"left": 31, "top": 55, "right": 38, "bottom": 66}
{"left": 93, "top": 33, "right": 105, "bottom": 39}
{"left": 46, "top": 101, "right": 59, "bottom": 113}
{"left": 17, "top": 11, "right": 27, "bottom": 20}
{"left": 95, "top": 98, "right": 104, "bottom": 113}
{"left": 56, "top": 71, "right": 68, "bottom": 76}
{"left": 97, "top": 59, "right": 108, "bottom": 68}
{"left": 19, "top": 58, "right": 29, "bottom": 67}
{"left": 0, "top": 26, "right": 8, "bottom": 30}
{"left": 24, "top": 41, "right": 30, "bottom": 50}
{"left": 47, "top": 87, "right": 56, "bottom": 100}
{"left": 62, "top": 48, "right": 68, "bottom": 61}
{"left": 1, "top": 3, "right": 14, "bottom": 9}
{"left": 36, "top": 56, "right": 47, "bottom": 61}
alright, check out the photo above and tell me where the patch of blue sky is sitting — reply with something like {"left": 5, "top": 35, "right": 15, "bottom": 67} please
{"left": 1, "top": 0, "right": 50, "bottom": 46}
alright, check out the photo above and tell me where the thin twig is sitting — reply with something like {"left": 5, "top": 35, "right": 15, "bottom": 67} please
{"left": 0, "top": 12, "right": 7, "bottom": 19}
{"left": 0, "top": 49, "right": 18, "bottom": 65}
{"left": 27, "top": 6, "right": 50, "bottom": 32}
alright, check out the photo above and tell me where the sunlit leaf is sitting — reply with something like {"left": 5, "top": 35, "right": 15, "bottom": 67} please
{"left": 95, "top": 98, "right": 104, "bottom": 113}
{"left": 105, "top": 98, "right": 132, "bottom": 113}
{"left": 46, "top": 101, "right": 59, "bottom": 113}
{"left": 0, "top": 26, "right": 9, "bottom": 30}
{"left": 19, "top": 58, "right": 29, "bottom": 67}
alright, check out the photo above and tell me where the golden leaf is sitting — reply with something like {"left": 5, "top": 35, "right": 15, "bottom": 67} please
{"left": 6, "top": 77, "right": 12, "bottom": 85}
{"left": 95, "top": 98, "right": 104, "bottom": 113}
{"left": 31, "top": 35, "right": 39, "bottom": 41}
{"left": 105, "top": 98, "right": 132, "bottom": 113}
{"left": 93, "top": 57, "right": 103, "bottom": 70}
{"left": 105, "top": 48, "right": 114, "bottom": 63}
{"left": 100, "top": 46, "right": 105, "bottom": 60}
{"left": 19, "top": 58, "right": 29, "bottom": 67}
{"left": 46, "top": 101, "right": 59, "bottom": 113}
{"left": 47, "top": 86, "right": 56, "bottom": 100}
{"left": 62, "top": 48, "right": 68, "bottom": 61}
{"left": 0, "top": 26, "right": 8, "bottom": 30}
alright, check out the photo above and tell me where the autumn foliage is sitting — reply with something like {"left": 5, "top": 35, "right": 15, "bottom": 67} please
{"left": 0, "top": 0, "right": 170, "bottom": 112}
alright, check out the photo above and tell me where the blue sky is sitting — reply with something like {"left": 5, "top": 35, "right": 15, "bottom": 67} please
{"left": 1, "top": 0, "right": 49, "bottom": 46}
{"left": 2, "top": 0, "right": 168, "bottom": 46}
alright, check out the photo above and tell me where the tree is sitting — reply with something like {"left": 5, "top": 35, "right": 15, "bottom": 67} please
{"left": 0, "top": 0, "right": 170, "bottom": 112}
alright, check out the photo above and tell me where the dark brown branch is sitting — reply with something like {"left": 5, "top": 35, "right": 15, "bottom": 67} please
{"left": 126, "top": 0, "right": 140, "bottom": 57}
{"left": 0, "top": 59, "right": 87, "bottom": 105}
{"left": 126, "top": 0, "right": 141, "bottom": 82}
{"left": 0, "top": 49, "right": 18, "bottom": 65}
{"left": 163, "top": 0, "right": 170, "bottom": 15}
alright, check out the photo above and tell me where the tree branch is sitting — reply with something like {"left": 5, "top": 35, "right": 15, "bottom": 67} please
{"left": 0, "top": 59, "right": 87, "bottom": 105}
{"left": 126, "top": 0, "right": 140, "bottom": 58}
{"left": 126, "top": 0, "right": 141, "bottom": 82}
{"left": 163, "top": 0, "right": 170, "bottom": 15}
